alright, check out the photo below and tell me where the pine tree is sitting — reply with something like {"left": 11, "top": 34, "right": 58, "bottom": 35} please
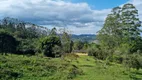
{"left": 121, "top": 3, "right": 141, "bottom": 42}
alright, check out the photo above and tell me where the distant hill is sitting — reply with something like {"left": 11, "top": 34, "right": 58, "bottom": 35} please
{"left": 0, "top": 17, "right": 49, "bottom": 36}
{"left": 0, "top": 17, "right": 96, "bottom": 42}
{"left": 71, "top": 34, "right": 96, "bottom": 42}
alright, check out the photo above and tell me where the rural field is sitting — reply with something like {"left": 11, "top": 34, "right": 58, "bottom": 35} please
{"left": 1, "top": 53, "right": 142, "bottom": 80}
{"left": 1, "top": 0, "right": 142, "bottom": 80}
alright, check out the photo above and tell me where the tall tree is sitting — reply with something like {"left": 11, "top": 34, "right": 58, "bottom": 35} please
{"left": 49, "top": 27, "right": 57, "bottom": 36}
{"left": 97, "top": 3, "right": 142, "bottom": 54}
{"left": 121, "top": 4, "right": 142, "bottom": 52}
{"left": 121, "top": 3, "right": 141, "bottom": 42}
{"left": 61, "top": 31, "right": 73, "bottom": 53}
{"left": 97, "top": 6, "right": 122, "bottom": 49}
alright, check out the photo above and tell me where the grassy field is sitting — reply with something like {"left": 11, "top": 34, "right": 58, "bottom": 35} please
{"left": 73, "top": 55, "right": 142, "bottom": 80}
{"left": 0, "top": 54, "right": 142, "bottom": 80}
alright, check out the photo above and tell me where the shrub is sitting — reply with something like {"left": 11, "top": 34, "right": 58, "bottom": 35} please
{"left": 0, "top": 69, "right": 23, "bottom": 80}
{"left": 62, "top": 53, "right": 79, "bottom": 62}
{"left": 123, "top": 54, "right": 142, "bottom": 70}
{"left": 40, "top": 36, "right": 61, "bottom": 57}
{"left": 68, "top": 65, "right": 83, "bottom": 79}
{"left": 87, "top": 46, "right": 111, "bottom": 60}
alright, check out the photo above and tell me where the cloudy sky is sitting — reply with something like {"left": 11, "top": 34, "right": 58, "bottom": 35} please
{"left": 0, "top": 0, "right": 142, "bottom": 34}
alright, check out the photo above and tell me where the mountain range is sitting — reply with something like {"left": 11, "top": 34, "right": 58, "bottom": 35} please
{"left": 71, "top": 34, "right": 96, "bottom": 42}
{"left": 0, "top": 17, "right": 96, "bottom": 42}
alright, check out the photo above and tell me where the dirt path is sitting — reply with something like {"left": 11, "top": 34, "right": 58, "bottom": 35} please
{"left": 75, "top": 53, "right": 88, "bottom": 56}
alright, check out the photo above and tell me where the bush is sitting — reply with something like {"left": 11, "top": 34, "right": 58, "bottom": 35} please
{"left": 40, "top": 36, "right": 61, "bottom": 57}
{"left": 67, "top": 65, "right": 83, "bottom": 79}
{"left": 123, "top": 54, "right": 142, "bottom": 70}
{"left": 62, "top": 53, "right": 79, "bottom": 62}
{"left": 0, "top": 69, "right": 23, "bottom": 80}
{"left": 87, "top": 46, "right": 111, "bottom": 60}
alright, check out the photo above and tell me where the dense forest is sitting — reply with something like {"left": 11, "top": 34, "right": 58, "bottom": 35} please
{"left": 1, "top": 3, "right": 142, "bottom": 80}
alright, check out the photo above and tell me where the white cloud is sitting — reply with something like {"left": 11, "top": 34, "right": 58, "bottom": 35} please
{"left": 1, "top": 0, "right": 141, "bottom": 34}
{"left": 0, "top": 0, "right": 110, "bottom": 34}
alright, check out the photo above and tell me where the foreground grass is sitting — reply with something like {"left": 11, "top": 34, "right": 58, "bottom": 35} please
{"left": 0, "top": 54, "right": 83, "bottom": 80}
{"left": 73, "top": 55, "right": 142, "bottom": 80}
{"left": 0, "top": 54, "right": 142, "bottom": 80}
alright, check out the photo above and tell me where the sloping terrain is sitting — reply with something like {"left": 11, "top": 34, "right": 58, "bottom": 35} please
{"left": 73, "top": 55, "right": 142, "bottom": 80}
{"left": 0, "top": 54, "right": 142, "bottom": 80}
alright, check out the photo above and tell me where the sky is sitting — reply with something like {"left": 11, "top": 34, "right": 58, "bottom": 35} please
{"left": 69, "top": 0, "right": 129, "bottom": 10}
{"left": 0, "top": 0, "right": 142, "bottom": 34}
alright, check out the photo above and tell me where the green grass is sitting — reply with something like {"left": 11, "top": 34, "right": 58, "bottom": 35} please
{"left": 0, "top": 54, "right": 82, "bottom": 80}
{"left": 0, "top": 54, "right": 142, "bottom": 80}
{"left": 72, "top": 55, "right": 142, "bottom": 80}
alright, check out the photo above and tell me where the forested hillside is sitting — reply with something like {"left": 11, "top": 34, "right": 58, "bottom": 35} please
{"left": 71, "top": 34, "right": 96, "bottom": 42}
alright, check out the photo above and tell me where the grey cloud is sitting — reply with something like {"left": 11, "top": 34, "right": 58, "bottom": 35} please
{"left": 4, "top": 0, "right": 142, "bottom": 34}
{"left": 0, "top": 0, "right": 109, "bottom": 30}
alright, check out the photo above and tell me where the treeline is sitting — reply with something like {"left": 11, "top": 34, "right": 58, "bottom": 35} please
{"left": 0, "top": 17, "right": 48, "bottom": 55}
{"left": 88, "top": 3, "right": 142, "bottom": 70}
{"left": 0, "top": 18, "right": 90, "bottom": 57}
